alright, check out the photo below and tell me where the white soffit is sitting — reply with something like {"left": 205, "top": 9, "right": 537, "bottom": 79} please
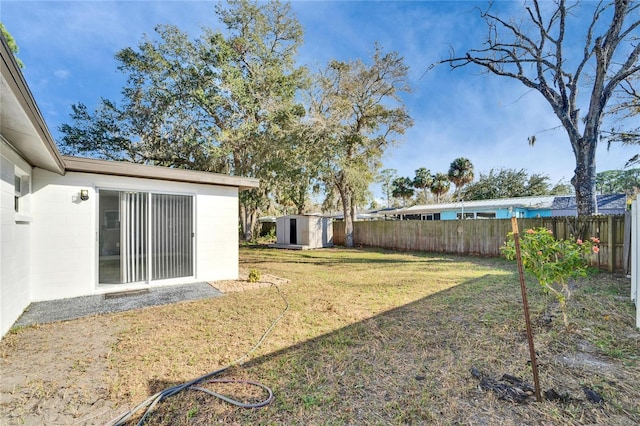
{"left": 0, "top": 36, "right": 65, "bottom": 174}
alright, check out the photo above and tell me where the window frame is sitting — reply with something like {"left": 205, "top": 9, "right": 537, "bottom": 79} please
{"left": 13, "top": 171, "right": 31, "bottom": 222}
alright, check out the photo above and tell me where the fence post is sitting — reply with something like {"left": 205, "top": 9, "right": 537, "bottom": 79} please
{"left": 631, "top": 198, "right": 639, "bottom": 328}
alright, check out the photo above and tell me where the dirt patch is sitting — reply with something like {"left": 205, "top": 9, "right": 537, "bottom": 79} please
{"left": 0, "top": 271, "right": 290, "bottom": 425}
{"left": 0, "top": 316, "right": 126, "bottom": 425}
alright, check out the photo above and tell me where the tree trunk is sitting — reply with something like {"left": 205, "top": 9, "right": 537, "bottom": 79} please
{"left": 339, "top": 188, "right": 354, "bottom": 247}
{"left": 350, "top": 196, "right": 357, "bottom": 232}
{"left": 240, "top": 203, "right": 257, "bottom": 241}
{"left": 570, "top": 136, "right": 598, "bottom": 216}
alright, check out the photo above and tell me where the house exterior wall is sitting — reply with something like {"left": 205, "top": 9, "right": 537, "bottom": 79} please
{"left": 30, "top": 168, "right": 239, "bottom": 302}
{"left": 520, "top": 208, "right": 552, "bottom": 218}
{"left": 440, "top": 211, "right": 457, "bottom": 220}
{"left": 0, "top": 142, "right": 33, "bottom": 337}
{"left": 195, "top": 184, "right": 239, "bottom": 281}
{"left": 428, "top": 208, "right": 552, "bottom": 221}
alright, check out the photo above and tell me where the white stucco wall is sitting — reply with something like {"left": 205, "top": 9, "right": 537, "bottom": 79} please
{"left": 0, "top": 143, "right": 33, "bottom": 337}
{"left": 31, "top": 169, "right": 240, "bottom": 302}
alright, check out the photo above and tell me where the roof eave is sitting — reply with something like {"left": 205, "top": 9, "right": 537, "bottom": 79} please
{"left": 63, "top": 156, "right": 260, "bottom": 190}
{"left": 0, "top": 35, "right": 65, "bottom": 174}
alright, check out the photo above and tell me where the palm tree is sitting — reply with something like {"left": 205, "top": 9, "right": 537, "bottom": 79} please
{"left": 391, "top": 177, "right": 414, "bottom": 206}
{"left": 413, "top": 167, "right": 433, "bottom": 203}
{"left": 448, "top": 157, "right": 474, "bottom": 198}
{"left": 430, "top": 173, "right": 450, "bottom": 203}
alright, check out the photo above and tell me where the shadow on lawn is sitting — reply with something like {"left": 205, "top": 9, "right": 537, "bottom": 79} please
{"left": 131, "top": 258, "right": 637, "bottom": 425}
{"left": 133, "top": 272, "right": 557, "bottom": 425}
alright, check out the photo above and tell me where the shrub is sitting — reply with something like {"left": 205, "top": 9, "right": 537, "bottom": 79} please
{"left": 501, "top": 227, "right": 599, "bottom": 329}
{"left": 248, "top": 268, "right": 261, "bottom": 283}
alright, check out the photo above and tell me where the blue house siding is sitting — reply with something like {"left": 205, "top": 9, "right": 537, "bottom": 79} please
{"left": 437, "top": 207, "right": 551, "bottom": 220}
{"left": 522, "top": 209, "right": 552, "bottom": 219}
{"left": 440, "top": 211, "right": 457, "bottom": 220}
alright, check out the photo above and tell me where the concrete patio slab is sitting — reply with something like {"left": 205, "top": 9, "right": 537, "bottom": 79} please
{"left": 12, "top": 282, "right": 223, "bottom": 328}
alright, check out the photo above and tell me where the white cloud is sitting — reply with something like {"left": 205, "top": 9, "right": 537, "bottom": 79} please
{"left": 54, "top": 69, "right": 70, "bottom": 79}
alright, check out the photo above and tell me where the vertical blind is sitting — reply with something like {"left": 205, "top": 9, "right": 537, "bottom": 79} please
{"left": 151, "top": 194, "right": 193, "bottom": 280}
{"left": 121, "top": 192, "right": 148, "bottom": 283}
{"left": 118, "top": 192, "right": 193, "bottom": 283}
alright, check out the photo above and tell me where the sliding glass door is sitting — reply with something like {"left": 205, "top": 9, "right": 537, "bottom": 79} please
{"left": 98, "top": 190, "right": 193, "bottom": 285}
{"left": 152, "top": 194, "right": 193, "bottom": 280}
{"left": 98, "top": 190, "right": 123, "bottom": 284}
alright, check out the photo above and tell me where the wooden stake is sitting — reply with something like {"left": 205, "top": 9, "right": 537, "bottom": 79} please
{"left": 511, "top": 217, "right": 542, "bottom": 402}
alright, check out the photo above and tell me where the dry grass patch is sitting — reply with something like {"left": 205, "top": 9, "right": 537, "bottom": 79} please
{"left": 1, "top": 246, "right": 638, "bottom": 425}
{"left": 108, "top": 247, "right": 639, "bottom": 425}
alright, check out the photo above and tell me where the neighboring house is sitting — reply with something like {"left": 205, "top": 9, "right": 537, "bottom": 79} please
{"left": 0, "top": 37, "right": 259, "bottom": 337}
{"left": 272, "top": 214, "right": 333, "bottom": 249}
{"left": 552, "top": 193, "right": 627, "bottom": 216}
{"left": 392, "top": 196, "right": 556, "bottom": 220}
{"left": 391, "top": 194, "right": 627, "bottom": 220}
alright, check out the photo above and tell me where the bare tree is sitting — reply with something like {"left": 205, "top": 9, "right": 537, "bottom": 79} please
{"left": 438, "top": 0, "right": 640, "bottom": 215}
{"left": 604, "top": 76, "right": 640, "bottom": 166}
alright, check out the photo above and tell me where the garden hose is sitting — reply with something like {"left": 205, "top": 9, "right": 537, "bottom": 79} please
{"left": 107, "top": 281, "right": 289, "bottom": 426}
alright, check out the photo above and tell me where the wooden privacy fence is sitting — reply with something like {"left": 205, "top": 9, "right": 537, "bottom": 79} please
{"left": 333, "top": 215, "right": 628, "bottom": 272}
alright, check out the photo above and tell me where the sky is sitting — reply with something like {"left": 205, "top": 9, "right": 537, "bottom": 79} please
{"left": 1, "top": 0, "right": 637, "bottom": 200}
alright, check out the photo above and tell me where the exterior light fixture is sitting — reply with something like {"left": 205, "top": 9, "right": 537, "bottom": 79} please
{"left": 80, "top": 189, "right": 89, "bottom": 201}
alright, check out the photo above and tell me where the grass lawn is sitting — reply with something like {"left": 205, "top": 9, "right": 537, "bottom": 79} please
{"left": 2, "top": 246, "right": 637, "bottom": 425}
{"left": 103, "top": 246, "right": 639, "bottom": 425}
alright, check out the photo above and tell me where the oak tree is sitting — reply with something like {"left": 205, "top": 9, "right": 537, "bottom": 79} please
{"left": 307, "top": 45, "right": 413, "bottom": 247}
{"left": 59, "top": 0, "right": 308, "bottom": 239}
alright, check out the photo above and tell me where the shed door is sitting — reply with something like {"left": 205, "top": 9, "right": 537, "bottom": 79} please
{"left": 290, "top": 218, "right": 297, "bottom": 244}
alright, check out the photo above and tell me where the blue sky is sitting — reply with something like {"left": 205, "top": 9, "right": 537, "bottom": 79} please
{"left": 2, "top": 0, "right": 637, "bottom": 199}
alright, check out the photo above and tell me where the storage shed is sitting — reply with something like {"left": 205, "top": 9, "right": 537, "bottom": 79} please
{"left": 272, "top": 215, "right": 333, "bottom": 249}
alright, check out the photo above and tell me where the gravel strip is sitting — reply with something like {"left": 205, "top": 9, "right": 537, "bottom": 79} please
{"left": 13, "top": 282, "right": 223, "bottom": 327}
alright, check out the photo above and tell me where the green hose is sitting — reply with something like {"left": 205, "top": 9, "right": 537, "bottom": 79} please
{"left": 107, "top": 281, "right": 289, "bottom": 426}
